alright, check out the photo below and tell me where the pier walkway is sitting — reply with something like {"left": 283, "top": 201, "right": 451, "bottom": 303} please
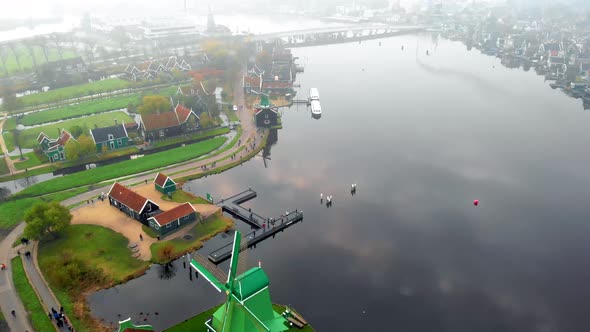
{"left": 210, "top": 188, "right": 303, "bottom": 264}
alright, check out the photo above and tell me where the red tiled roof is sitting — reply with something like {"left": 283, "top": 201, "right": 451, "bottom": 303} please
{"left": 141, "top": 111, "right": 180, "bottom": 131}
{"left": 175, "top": 104, "right": 192, "bottom": 123}
{"left": 151, "top": 203, "right": 195, "bottom": 226}
{"left": 56, "top": 130, "right": 72, "bottom": 146}
{"left": 125, "top": 122, "right": 138, "bottom": 129}
{"left": 108, "top": 183, "right": 150, "bottom": 213}
{"left": 244, "top": 76, "right": 261, "bottom": 87}
{"left": 153, "top": 172, "right": 172, "bottom": 187}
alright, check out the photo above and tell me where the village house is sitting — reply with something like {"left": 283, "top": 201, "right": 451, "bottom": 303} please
{"left": 107, "top": 182, "right": 160, "bottom": 225}
{"left": 139, "top": 103, "right": 200, "bottom": 141}
{"left": 154, "top": 172, "right": 177, "bottom": 194}
{"left": 90, "top": 123, "right": 130, "bottom": 152}
{"left": 148, "top": 202, "right": 198, "bottom": 237}
{"left": 37, "top": 130, "right": 76, "bottom": 162}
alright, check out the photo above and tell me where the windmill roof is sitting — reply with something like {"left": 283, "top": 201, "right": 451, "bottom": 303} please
{"left": 234, "top": 267, "right": 269, "bottom": 301}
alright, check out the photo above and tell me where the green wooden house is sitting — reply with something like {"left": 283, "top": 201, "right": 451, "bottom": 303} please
{"left": 37, "top": 130, "right": 76, "bottom": 162}
{"left": 148, "top": 203, "right": 198, "bottom": 237}
{"left": 90, "top": 124, "right": 129, "bottom": 152}
{"left": 154, "top": 172, "right": 177, "bottom": 194}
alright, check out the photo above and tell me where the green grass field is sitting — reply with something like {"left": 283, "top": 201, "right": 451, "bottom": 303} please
{"left": 12, "top": 151, "right": 45, "bottom": 170}
{"left": 153, "top": 127, "right": 230, "bottom": 149}
{"left": 19, "top": 78, "right": 130, "bottom": 107}
{"left": 38, "top": 225, "right": 150, "bottom": 332}
{"left": 38, "top": 225, "right": 149, "bottom": 283}
{"left": 11, "top": 257, "right": 56, "bottom": 332}
{"left": 20, "top": 95, "right": 140, "bottom": 126}
{"left": 0, "top": 198, "right": 42, "bottom": 230}
{"left": 3, "top": 111, "right": 134, "bottom": 151}
{"left": 14, "top": 137, "right": 226, "bottom": 198}
{"left": 0, "top": 156, "right": 9, "bottom": 175}
{"left": 0, "top": 45, "right": 78, "bottom": 76}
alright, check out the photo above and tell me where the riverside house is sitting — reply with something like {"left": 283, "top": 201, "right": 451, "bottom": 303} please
{"left": 148, "top": 203, "right": 198, "bottom": 237}
{"left": 154, "top": 172, "right": 177, "bottom": 195}
{"left": 108, "top": 183, "right": 160, "bottom": 225}
{"left": 90, "top": 124, "right": 129, "bottom": 152}
{"left": 139, "top": 104, "right": 200, "bottom": 141}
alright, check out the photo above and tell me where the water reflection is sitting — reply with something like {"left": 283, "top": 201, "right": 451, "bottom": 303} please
{"left": 157, "top": 262, "right": 177, "bottom": 280}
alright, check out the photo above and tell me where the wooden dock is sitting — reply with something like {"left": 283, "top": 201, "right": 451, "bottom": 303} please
{"left": 209, "top": 188, "right": 303, "bottom": 264}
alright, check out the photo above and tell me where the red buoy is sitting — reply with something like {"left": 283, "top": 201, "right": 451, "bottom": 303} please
{"left": 473, "top": 199, "right": 479, "bottom": 206}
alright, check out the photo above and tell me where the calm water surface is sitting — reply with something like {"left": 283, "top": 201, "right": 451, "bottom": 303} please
{"left": 89, "top": 35, "right": 590, "bottom": 332}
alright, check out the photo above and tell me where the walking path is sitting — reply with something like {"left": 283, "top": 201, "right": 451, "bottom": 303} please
{"left": 0, "top": 223, "right": 33, "bottom": 332}
{"left": 61, "top": 73, "right": 261, "bottom": 208}
{"left": 0, "top": 113, "right": 17, "bottom": 175}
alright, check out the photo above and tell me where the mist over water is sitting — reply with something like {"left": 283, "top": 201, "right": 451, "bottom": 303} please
{"left": 88, "top": 35, "right": 590, "bottom": 331}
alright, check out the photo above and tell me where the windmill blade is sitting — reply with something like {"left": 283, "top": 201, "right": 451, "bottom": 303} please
{"left": 227, "top": 231, "right": 242, "bottom": 284}
{"left": 190, "top": 254, "right": 227, "bottom": 292}
{"left": 236, "top": 233, "right": 250, "bottom": 275}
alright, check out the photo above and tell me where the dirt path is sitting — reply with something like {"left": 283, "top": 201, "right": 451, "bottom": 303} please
{"left": 0, "top": 113, "right": 17, "bottom": 175}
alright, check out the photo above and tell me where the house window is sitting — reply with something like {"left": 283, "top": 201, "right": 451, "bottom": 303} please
{"left": 110, "top": 141, "right": 115, "bottom": 149}
{"left": 108, "top": 134, "right": 114, "bottom": 140}
{"left": 265, "top": 114, "right": 269, "bottom": 118}
{"left": 166, "top": 223, "right": 172, "bottom": 228}
{"left": 159, "top": 130, "right": 165, "bottom": 137}
{"left": 59, "top": 151, "right": 65, "bottom": 160}
{"left": 117, "top": 139, "right": 122, "bottom": 145}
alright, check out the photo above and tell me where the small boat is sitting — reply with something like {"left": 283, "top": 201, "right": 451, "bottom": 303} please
{"left": 309, "top": 88, "right": 320, "bottom": 101}
{"left": 310, "top": 100, "right": 321, "bottom": 117}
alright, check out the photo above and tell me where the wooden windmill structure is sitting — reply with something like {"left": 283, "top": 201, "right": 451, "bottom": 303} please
{"left": 190, "top": 231, "right": 289, "bottom": 332}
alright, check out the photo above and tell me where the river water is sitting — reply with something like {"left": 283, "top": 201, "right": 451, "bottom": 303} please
{"left": 88, "top": 34, "right": 590, "bottom": 332}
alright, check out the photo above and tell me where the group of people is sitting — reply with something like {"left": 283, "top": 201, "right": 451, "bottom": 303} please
{"left": 49, "top": 306, "right": 73, "bottom": 330}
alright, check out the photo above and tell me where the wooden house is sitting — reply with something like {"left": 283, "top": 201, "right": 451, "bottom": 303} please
{"left": 90, "top": 124, "right": 129, "bottom": 152}
{"left": 37, "top": 130, "right": 77, "bottom": 162}
{"left": 139, "top": 104, "right": 200, "bottom": 141}
{"left": 255, "top": 95, "right": 279, "bottom": 128}
{"left": 154, "top": 172, "right": 177, "bottom": 194}
{"left": 108, "top": 183, "right": 160, "bottom": 225}
{"left": 148, "top": 203, "right": 198, "bottom": 237}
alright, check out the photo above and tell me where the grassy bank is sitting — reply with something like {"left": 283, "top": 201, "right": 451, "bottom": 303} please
{"left": 0, "top": 46, "right": 77, "bottom": 77}
{"left": 150, "top": 211, "right": 233, "bottom": 264}
{"left": 161, "top": 189, "right": 211, "bottom": 205}
{"left": 19, "top": 78, "right": 130, "bottom": 107}
{"left": 13, "top": 137, "right": 226, "bottom": 198}
{"left": 0, "top": 187, "right": 94, "bottom": 231}
{"left": 12, "top": 152, "right": 44, "bottom": 170}
{"left": 38, "top": 225, "right": 150, "bottom": 332}
{"left": 0, "top": 157, "right": 8, "bottom": 175}
{"left": 152, "top": 127, "right": 230, "bottom": 149}
{"left": 4, "top": 111, "right": 134, "bottom": 151}
{"left": 20, "top": 95, "right": 139, "bottom": 126}
{"left": 11, "top": 257, "right": 56, "bottom": 332}
{"left": 0, "top": 165, "right": 57, "bottom": 182}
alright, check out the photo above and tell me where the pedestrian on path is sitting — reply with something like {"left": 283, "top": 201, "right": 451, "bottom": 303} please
{"left": 11, "top": 309, "right": 15, "bottom": 317}
{"left": 139, "top": 234, "right": 143, "bottom": 241}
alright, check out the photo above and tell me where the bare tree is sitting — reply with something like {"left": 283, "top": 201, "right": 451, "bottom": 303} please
{"left": 0, "top": 46, "right": 10, "bottom": 75}
{"left": 50, "top": 33, "right": 64, "bottom": 60}
{"left": 23, "top": 40, "right": 39, "bottom": 72}
{"left": 8, "top": 43, "right": 22, "bottom": 72}
{"left": 34, "top": 36, "right": 50, "bottom": 63}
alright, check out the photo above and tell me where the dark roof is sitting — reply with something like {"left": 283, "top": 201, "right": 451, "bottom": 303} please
{"left": 154, "top": 172, "right": 175, "bottom": 187}
{"left": 544, "top": 43, "right": 561, "bottom": 51}
{"left": 151, "top": 203, "right": 195, "bottom": 226}
{"left": 91, "top": 124, "right": 128, "bottom": 144}
{"left": 550, "top": 56, "right": 565, "bottom": 64}
{"left": 108, "top": 183, "right": 153, "bottom": 213}
{"left": 141, "top": 111, "right": 180, "bottom": 131}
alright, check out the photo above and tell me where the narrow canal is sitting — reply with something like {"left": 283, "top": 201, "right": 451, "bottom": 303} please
{"left": 89, "top": 34, "right": 590, "bottom": 332}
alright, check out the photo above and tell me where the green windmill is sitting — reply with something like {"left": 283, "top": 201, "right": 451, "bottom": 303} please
{"left": 190, "top": 231, "right": 289, "bottom": 332}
